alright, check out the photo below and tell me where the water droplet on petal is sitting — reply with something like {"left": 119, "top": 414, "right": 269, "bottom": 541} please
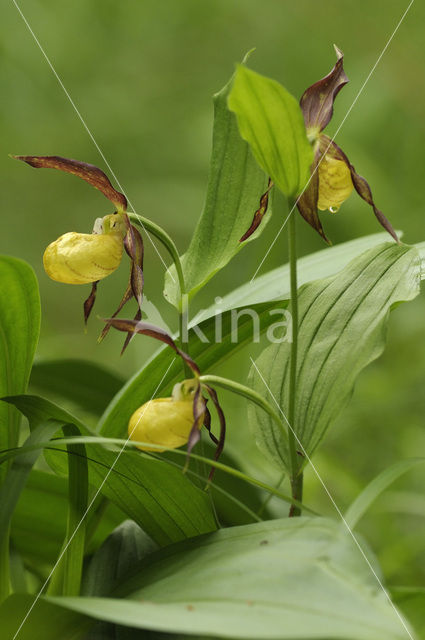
{"left": 329, "top": 205, "right": 340, "bottom": 213}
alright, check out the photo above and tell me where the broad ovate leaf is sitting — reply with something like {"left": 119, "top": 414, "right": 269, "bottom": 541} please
{"left": 228, "top": 64, "right": 313, "bottom": 200}
{"left": 0, "top": 256, "right": 40, "bottom": 481}
{"left": 164, "top": 67, "right": 271, "bottom": 308}
{"left": 49, "top": 518, "right": 412, "bottom": 639}
{"left": 249, "top": 242, "right": 421, "bottom": 469}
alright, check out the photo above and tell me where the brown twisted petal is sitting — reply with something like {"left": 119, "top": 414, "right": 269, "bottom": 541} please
{"left": 300, "top": 45, "right": 348, "bottom": 134}
{"left": 13, "top": 155, "right": 127, "bottom": 212}
{"left": 202, "top": 384, "right": 226, "bottom": 482}
{"left": 239, "top": 178, "right": 274, "bottom": 242}
{"left": 296, "top": 146, "right": 330, "bottom": 244}
{"left": 323, "top": 139, "right": 399, "bottom": 243}
{"left": 104, "top": 317, "right": 201, "bottom": 375}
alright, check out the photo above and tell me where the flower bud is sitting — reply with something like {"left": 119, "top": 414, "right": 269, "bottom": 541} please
{"left": 128, "top": 397, "right": 198, "bottom": 452}
{"left": 43, "top": 214, "right": 126, "bottom": 285}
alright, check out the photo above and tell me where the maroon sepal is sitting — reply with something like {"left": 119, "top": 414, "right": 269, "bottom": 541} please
{"left": 83, "top": 281, "right": 99, "bottom": 325}
{"left": 186, "top": 384, "right": 206, "bottom": 463}
{"left": 202, "top": 384, "right": 226, "bottom": 482}
{"left": 104, "top": 317, "right": 200, "bottom": 375}
{"left": 239, "top": 178, "right": 274, "bottom": 243}
{"left": 203, "top": 404, "right": 219, "bottom": 446}
{"left": 326, "top": 140, "right": 399, "bottom": 243}
{"left": 124, "top": 220, "right": 144, "bottom": 310}
{"left": 99, "top": 216, "right": 145, "bottom": 352}
{"left": 296, "top": 147, "right": 330, "bottom": 244}
{"left": 300, "top": 45, "right": 348, "bottom": 133}
{"left": 13, "top": 155, "right": 127, "bottom": 212}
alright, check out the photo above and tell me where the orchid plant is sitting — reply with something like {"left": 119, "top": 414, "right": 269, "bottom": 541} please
{"left": 0, "top": 46, "right": 423, "bottom": 640}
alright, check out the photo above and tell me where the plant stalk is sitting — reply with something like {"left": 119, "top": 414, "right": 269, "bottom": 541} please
{"left": 287, "top": 205, "right": 303, "bottom": 517}
{"left": 127, "top": 211, "right": 189, "bottom": 371}
{"left": 199, "top": 374, "right": 287, "bottom": 443}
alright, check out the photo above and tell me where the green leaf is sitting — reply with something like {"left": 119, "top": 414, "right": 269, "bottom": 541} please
{"left": 30, "top": 359, "right": 124, "bottom": 416}
{"left": 0, "top": 256, "right": 40, "bottom": 477}
{"left": 0, "top": 594, "right": 90, "bottom": 640}
{"left": 10, "top": 470, "right": 123, "bottom": 566}
{"left": 249, "top": 242, "right": 421, "bottom": 469}
{"left": 82, "top": 520, "right": 158, "bottom": 639}
{"left": 201, "top": 230, "right": 403, "bottom": 317}
{"left": 228, "top": 64, "right": 313, "bottom": 199}
{"left": 345, "top": 458, "right": 425, "bottom": 529}
{"left": 4, "top": 395, "right": 217, "bottom": 546}
{"left": 0, "top": 419, "right": 64, "bottom": 552}
{"left": 54, "top": 423, "right": 89, "bottom": 597}
{"left": 49, "top": 517, "right": 411, "bottom": 639}
{"left": 83, "top": 520, "right": 157, "bottom": 597}
{"left": 164, "top": 67, "right": 271, "bottom": 308}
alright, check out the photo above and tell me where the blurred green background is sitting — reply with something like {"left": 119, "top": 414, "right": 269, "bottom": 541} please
{"left": 1, "top": 0, "right": 424, "bottom": 587}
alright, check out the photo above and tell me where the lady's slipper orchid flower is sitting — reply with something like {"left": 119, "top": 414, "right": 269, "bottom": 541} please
{"left": 297, "top": 46, "right": 398, "bottom": 244}
{"left": 107, "top": 317, "right": 226, "bottom": 479}
{"left": 14, "top": 155, "right": 145, "bottom": 351}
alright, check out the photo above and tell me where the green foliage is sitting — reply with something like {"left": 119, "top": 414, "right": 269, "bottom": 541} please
{"left": 30, "top": 359, "right": 124, "bottom": 416}
{"left": 5, "top": 395, "right": 217, "bottom": 546}
{"left": 164, "top": 67, "right": 271, "bottom": 308}
{"left": 2, "top": 10, "right": 425, "bottom": 635}
{"left": 228, "top": 65, "right": 313, "bottom": 199}
{"left": 50, "top": 518, "right": 411, "bottom": 639}
{"left": 249, "top": 242, "right": 421, "bottom": 469}
{"left": 0, "top": 257, "right": 40, "bottom": 477}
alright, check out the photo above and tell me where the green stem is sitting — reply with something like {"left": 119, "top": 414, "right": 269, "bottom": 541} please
{"left": 127, "top": 212, "right": 189, "bottom": 372}
{"left": 199, "top": 374, "right": 288, "bottom": 443}
{"left": 127, "top": 212, "right": 186, "bottom": 301}
{"left": 287, "top": 205, "right": 303, "bottom": 517}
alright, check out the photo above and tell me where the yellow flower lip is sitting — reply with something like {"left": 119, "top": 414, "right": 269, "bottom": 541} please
{"left": 128, "top": 395, "right": 203, "bottom": 452}
{"left": 43, "top": 229, "right": 124, "bottom": 285}
{"left": 317, "top": 147, "right": 354, "bottom": 213}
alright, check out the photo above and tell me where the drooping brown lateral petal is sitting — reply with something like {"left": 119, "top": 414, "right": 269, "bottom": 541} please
{"left": 14, "top": 155, "right": 127, "bottom": 211}
{"left": 105, "top": 317, "right": 200, "bottom": 375}
{"left": 239, "top": 178, "right": 274, "bottom": 243}
{"left": 186, "top": 383, "right": 206, "bottom": 458}
{"left": 83, "top": 281, "right": 99, "bottom": 325}
{"left": 120, "top": 309, "right": 142, "bottom": 356}
{"left": 296, "top": 148, "right": 330, "bottom": 244}
{"left": 98, "top": 281, "right": 133, "bottom": 343}
{"left": 300, "top": 45, "right": 348, "bottom": 133}
{"left": 203, "top": 403, "right": 219, "bottom": 445}
{"left": 123, "top": 220, "right": 144, "bottom": 310}
{"left": 326, "top": 140, "right": 399, "bottom": 243}
{"left": 99, "top": 216, "right": 145, "bottom": 349}
{"left": 203, "top": 384, "right": 226, "bottom": 482}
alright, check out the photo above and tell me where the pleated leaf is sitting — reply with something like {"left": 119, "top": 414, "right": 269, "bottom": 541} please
{"left": 249, "top": 242, "right": 421, "bottom": 469}
{"left": 164, "top": 66, "right": 271, "bottom": 308}
{"left": 4, "top": 395, "right": 217, "bottom": 546}
{"left": 228, "top": 64, "right": 313, "bottom": 200}
{"left": 49, "top": 518, "right": 411, "bottom": 640}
